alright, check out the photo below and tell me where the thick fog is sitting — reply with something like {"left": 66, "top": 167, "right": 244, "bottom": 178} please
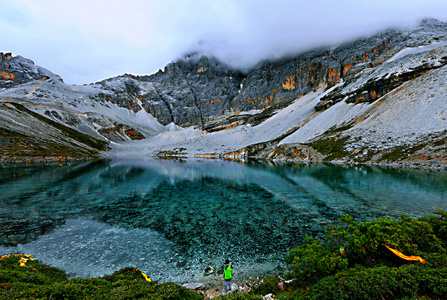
{"left": 1, "top": 0, "right": 447, "bottom": 84}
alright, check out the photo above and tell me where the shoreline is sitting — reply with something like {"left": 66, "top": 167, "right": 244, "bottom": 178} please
{"left": 0, "top": 155, "right": 97, "bottom": 165}
{"left": 111, "top": 148, "right": 447, "bottom": 172}
{"left": 1, "top": 153, "right": 446, "bottom": 173}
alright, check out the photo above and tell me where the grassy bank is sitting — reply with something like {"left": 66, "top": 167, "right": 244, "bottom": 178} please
{"left": 2, "top": 211, "right": 447, "bottom": 299}
{"left": 0, "top": 255, "right": 203, "bottom": 299}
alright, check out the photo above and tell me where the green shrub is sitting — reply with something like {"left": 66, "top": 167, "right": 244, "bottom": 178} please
{"left": 284, "top": 236, "right": 348, "bottom": 284}
{"left": 283, "top": 210, "right": 447, "bottom": 299}
{"left": 0, "top": 253, "right": 68, "bottom": 283}
{"left": 2, "top": 211, "right": 447, "bottom": 299}
{"left": 300, "top": 264, "right": 447, "bottom": 300}
{"left": 321, "top": 213, "right": 444, "bottom": 268}
{"left": 103, "top": 266, "right": 149, "bottom": 282}
{"left": 419, "top": 209, "right": 447, "bottom": 248}
{"left": 251, "top": 276, "right": 281, "bottom": 295}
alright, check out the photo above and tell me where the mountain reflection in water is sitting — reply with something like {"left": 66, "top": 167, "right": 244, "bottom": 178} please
{"left": 1, "top": 159, "right": 446, "bottom": 284}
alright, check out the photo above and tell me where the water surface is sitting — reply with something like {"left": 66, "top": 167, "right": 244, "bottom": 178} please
{"left": 1, "top": 159, "right": 446, "bottom": 285}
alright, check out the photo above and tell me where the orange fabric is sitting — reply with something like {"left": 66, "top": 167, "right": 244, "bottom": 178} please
{"left": 385, "top": 245, "right": 425, "bottom": 264}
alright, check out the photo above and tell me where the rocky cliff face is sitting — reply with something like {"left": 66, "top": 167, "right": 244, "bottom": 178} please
{"left": 85, "top": 19, "right": 447, "bottom": 133}
{"left": 0, "top": 53, "right": 63, "bottom": 89}
{"left": 92, "top": 55, "right": 244, "bottom": 128}
{"left": 0, "top": 18, "right": 446, "bottom": 167}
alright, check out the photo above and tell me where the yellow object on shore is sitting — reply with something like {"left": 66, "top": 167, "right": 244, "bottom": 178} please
{"left": 141, "top": 270, "right": 152, "bottom": 282}
{"left": 1, "top": 254, "right": 34, "bottom": 266}
{"left": 385, "top": 245, "right": 425, "bottom": 264}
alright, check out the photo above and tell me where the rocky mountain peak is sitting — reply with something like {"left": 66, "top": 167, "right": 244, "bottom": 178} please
{"left": 168, "top": 52, "right": 244, "bottom": 79}
{"left": 418, "top": 17, "right": 447, "bottom": 29}
{"left": 0, "top": 53, "right": 63, "bottom": 89}
{"left": 0, "top": 52, "right": 13, "bottom": 62}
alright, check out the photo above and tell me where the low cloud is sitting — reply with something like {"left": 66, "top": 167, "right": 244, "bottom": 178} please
{"left": 1, "top": 0, "right": 447, "bottom": 84}
{"left": 180, "top": 0, "right": 447, "bottom": 71}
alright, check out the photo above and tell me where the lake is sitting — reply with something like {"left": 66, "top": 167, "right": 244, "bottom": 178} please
{"left": 1, "top": 158, "right": 446, "bottom": 286}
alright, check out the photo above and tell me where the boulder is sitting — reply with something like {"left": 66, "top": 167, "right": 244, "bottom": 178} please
{"left": 182, "top": 282, "right": 205, "bottom": 290}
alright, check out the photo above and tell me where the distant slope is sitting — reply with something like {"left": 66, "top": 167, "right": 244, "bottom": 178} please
{"left": 0, "top": 100, "right": 108, "bottom": 162}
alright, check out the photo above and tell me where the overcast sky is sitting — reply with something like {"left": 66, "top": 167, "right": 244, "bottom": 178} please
{"left": 1, "top": 0, "right": 446, "bottom": 85}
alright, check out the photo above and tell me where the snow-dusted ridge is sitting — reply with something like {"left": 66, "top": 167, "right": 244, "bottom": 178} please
{"left": 0, "top": 65, "right": 167, "bottom": 143}
{"left": 388, "top": 41, "right": 447, "bottom": 62}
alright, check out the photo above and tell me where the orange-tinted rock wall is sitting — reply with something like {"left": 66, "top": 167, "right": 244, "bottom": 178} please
{"left": 326, "top": 68, "right": 341, "bottom": 86}
{"left": 282, "top": 73, "right": 297, "bottom": 90}
{"left": 0, "top": 71, "right": 14, "bottom": 81}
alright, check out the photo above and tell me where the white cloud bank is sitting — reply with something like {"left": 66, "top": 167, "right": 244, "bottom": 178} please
{"left": 1, "top": 0, "right": 447, "bottom": 84}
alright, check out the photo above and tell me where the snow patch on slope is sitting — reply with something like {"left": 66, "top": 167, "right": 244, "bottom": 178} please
{"left": 388, "top": 41, "right": 447, "bottom": 62}
{"left": 345, "top": 64, "right": 447, "bottom": 144}
{"left": 336, "top": 44, "right": 447, "bottom": 97}
{"left": 280, "top": 101, "right": 371, "bottom": 144}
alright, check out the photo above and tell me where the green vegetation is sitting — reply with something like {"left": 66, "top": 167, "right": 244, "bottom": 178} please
{"left": 324, "top": 123, "right": 355, "bottom": 135}
{"left": 251, "top": 277, "right": 281, "bottom": 295}
{"left": 2, "top": 211, "right": 447, "bottom": 299}
{"left": 379, "top": 143, "right": 427, "bottom": 162}
{"left": 218, "top": 293, "right": 262, "bottom": 300}
{"left": 279, "top": 210, "right": 447, "bottom": 299}
{"left": 432, "top": 136, "right": 446, "bottom": 147}
{"left": 379, "top": 131, "right": 446, "bottom": 162}
{"left": 308, "top": 136, "right": 350, "bottom": 160}
{"left": 0, "top": 127, "right": 95, "bottom": 159}
{"left": 0, "top": 255, "right": 202, "bottom": 299}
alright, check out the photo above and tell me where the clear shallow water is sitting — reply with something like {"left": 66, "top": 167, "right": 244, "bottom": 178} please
{"left": 1, "top": 159, "right": 446, "bottom": 286}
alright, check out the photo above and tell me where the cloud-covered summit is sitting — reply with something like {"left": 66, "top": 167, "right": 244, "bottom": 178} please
{"left": 1, "top": 0, "right": 447, "bottom": 84}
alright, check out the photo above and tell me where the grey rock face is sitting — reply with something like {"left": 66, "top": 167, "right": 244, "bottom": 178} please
{"left": 92, "top": 55, "right": 244, "bottom": 128}
{"left": 0, "top": 54, "right": 63, "bottom": 88}
{"left": 88, "top": 18, "right": 447, "bottom": 130}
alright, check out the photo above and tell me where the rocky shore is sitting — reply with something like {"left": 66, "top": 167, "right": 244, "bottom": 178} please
{"left": 0, "top": 155, "right": 95, "bottom": 165}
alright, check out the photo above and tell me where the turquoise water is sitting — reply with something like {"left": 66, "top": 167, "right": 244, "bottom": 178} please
{"left": 1, "top": 159, "right": 446, "bottom": 285}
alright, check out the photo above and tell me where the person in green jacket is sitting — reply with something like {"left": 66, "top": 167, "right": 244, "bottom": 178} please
{"left": 223, "top": 259, "right": 233, "bottom": 291}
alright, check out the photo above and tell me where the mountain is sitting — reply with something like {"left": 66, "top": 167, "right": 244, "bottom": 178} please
{"left": 0, "top": 18, "right": 446, "bottom": 168}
